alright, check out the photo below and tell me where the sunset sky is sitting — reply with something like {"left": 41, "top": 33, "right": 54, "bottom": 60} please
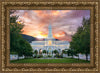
{"left": 10, "top": 10, "right": 90, "bottom": 42}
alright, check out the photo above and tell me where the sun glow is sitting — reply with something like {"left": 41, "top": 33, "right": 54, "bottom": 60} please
{"left": 34, "top": 31, "right": 47, "bottom": 39}
{"left": 36, "top": 35, "right": 46, "bottom": 39}
{"left": 34, "top": 31, "right": 66, "bottom": 39}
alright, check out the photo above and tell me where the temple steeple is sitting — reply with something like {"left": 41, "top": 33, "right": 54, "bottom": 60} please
{"left": 48, "top": 24, "right": 53, "bottom": 38}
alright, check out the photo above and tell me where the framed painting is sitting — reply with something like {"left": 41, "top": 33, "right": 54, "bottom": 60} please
{"left": 0, "top": 0, "right": 100, "bottom": 73}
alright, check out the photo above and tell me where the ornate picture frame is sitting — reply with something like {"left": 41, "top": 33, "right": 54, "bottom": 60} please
{"left": 0, "top": 0, "right": 100, "bottom": 73}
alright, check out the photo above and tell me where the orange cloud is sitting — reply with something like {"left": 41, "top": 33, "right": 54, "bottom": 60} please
{"left": 34, "top": 10, "right": 49, "bottom": 17}
{"left": 61, "top": 10, "right": 71, "bottom": 14}
{"left": 12, "top": 10, "right": 90, "bottom": 41}
{"left": 18, "top": 10, "right": 72, "bottom": 40}
{"left": 33, "top": 31, "right": 67, "bottom": 39}
{"left": 51, "top": 11, "right": 60, "bottom": 16}
{"left": 54, "top": 31, "right": 66, "bottom": 38}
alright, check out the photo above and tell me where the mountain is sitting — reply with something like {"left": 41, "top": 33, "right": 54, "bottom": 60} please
{"left": 42, "top": 38, "right": 59, "bottom": 41}
{"left": 21, "top": 34, "right": 37, "bottom": 43}
{"left": 55, "top": 39, "right": 59, "bottom": 41}
{"left": 21, "top": 34, "right": 60, "bottom": 43}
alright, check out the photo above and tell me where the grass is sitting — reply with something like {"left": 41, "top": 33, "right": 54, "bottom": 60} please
{"left": 10, "top": 58, "right": 90, "bottom": 63}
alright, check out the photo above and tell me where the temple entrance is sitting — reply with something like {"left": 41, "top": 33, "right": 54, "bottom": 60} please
{"left": 39, "top": 49, "right": 42, "bottom": 54}
{"left": 48, "top": 48, "right": 52, "bottom": 55}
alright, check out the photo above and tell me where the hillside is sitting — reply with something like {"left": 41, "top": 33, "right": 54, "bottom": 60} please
{"left": 21, "top": 34, "right": 37, "bottom": 43}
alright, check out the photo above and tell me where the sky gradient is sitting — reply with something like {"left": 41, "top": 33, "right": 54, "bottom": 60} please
{"left": 10, "top": 10, "right": 90, "bottom": 42}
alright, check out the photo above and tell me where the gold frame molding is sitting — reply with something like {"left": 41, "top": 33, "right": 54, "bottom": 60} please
{"left": 0, "top": 0, "right": 99, "bottom": 73}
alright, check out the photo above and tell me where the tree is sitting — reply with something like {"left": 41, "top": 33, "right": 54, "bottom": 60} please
{"left": 34, "top": 50, "right": 38, "bottom": 55}
{"left": 80, "top": 17, "right": 90, "bottom": 61}
{"left": 10, "top": 15, "right": 33, "bottom": 59}
{"left": 21, "top": 40, "right": 33, "bottom": 58}
{"left": 70, "top": 17, "right": 90, "bottom": 61}
{"left": 43, "top": 50, "right": 46, "bottom": 54}
{"left": 67, "top": 49, "right": 75, "bottom": 58}
{"left": 61, "top": 49, "right": 67, "bottom": 58}
{"left": 70, "top": 33, "right": 81, "bottom": 59}
{"left": 10, "top": 16, "right": 24, "bottom": 53}
{"left": 53, "top": 50, "right": 58, "bottom": 55}
{"left": 62, "top": 50, "right": 67, "bottom": 54}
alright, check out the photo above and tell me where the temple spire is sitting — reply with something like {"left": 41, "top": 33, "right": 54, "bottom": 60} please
{"left": 48, "top": 24, "right": 53, "bottom": 38}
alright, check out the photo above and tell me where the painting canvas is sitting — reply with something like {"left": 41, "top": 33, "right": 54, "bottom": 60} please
{"left": 10, "top": 10, "right": 90, "bottom": 63}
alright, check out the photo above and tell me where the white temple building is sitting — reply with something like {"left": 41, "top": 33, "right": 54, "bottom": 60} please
{"left": 30, "top": 24, "right": 70, "bottom": 55}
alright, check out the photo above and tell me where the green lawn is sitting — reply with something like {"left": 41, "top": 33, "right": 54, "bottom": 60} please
{"left": 10, "top": 58, "right": 90, "bottom": 63}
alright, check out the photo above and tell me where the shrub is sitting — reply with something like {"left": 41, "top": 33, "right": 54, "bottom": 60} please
{"left": 54, "top": 54, "right": 63, "bottom": 58}
{"left": 33, "top": 55, "right": 38, "bottom": 58}
{"left": 48, "top": 55, "right": 52, "bottom": 58}
{"left": 37, "top": 55, "right": 43, "bottom": 58}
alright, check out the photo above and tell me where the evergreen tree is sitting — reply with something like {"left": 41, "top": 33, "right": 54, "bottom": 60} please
{"left": 70, "top": 17, "right": 90, "bottom": 61}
